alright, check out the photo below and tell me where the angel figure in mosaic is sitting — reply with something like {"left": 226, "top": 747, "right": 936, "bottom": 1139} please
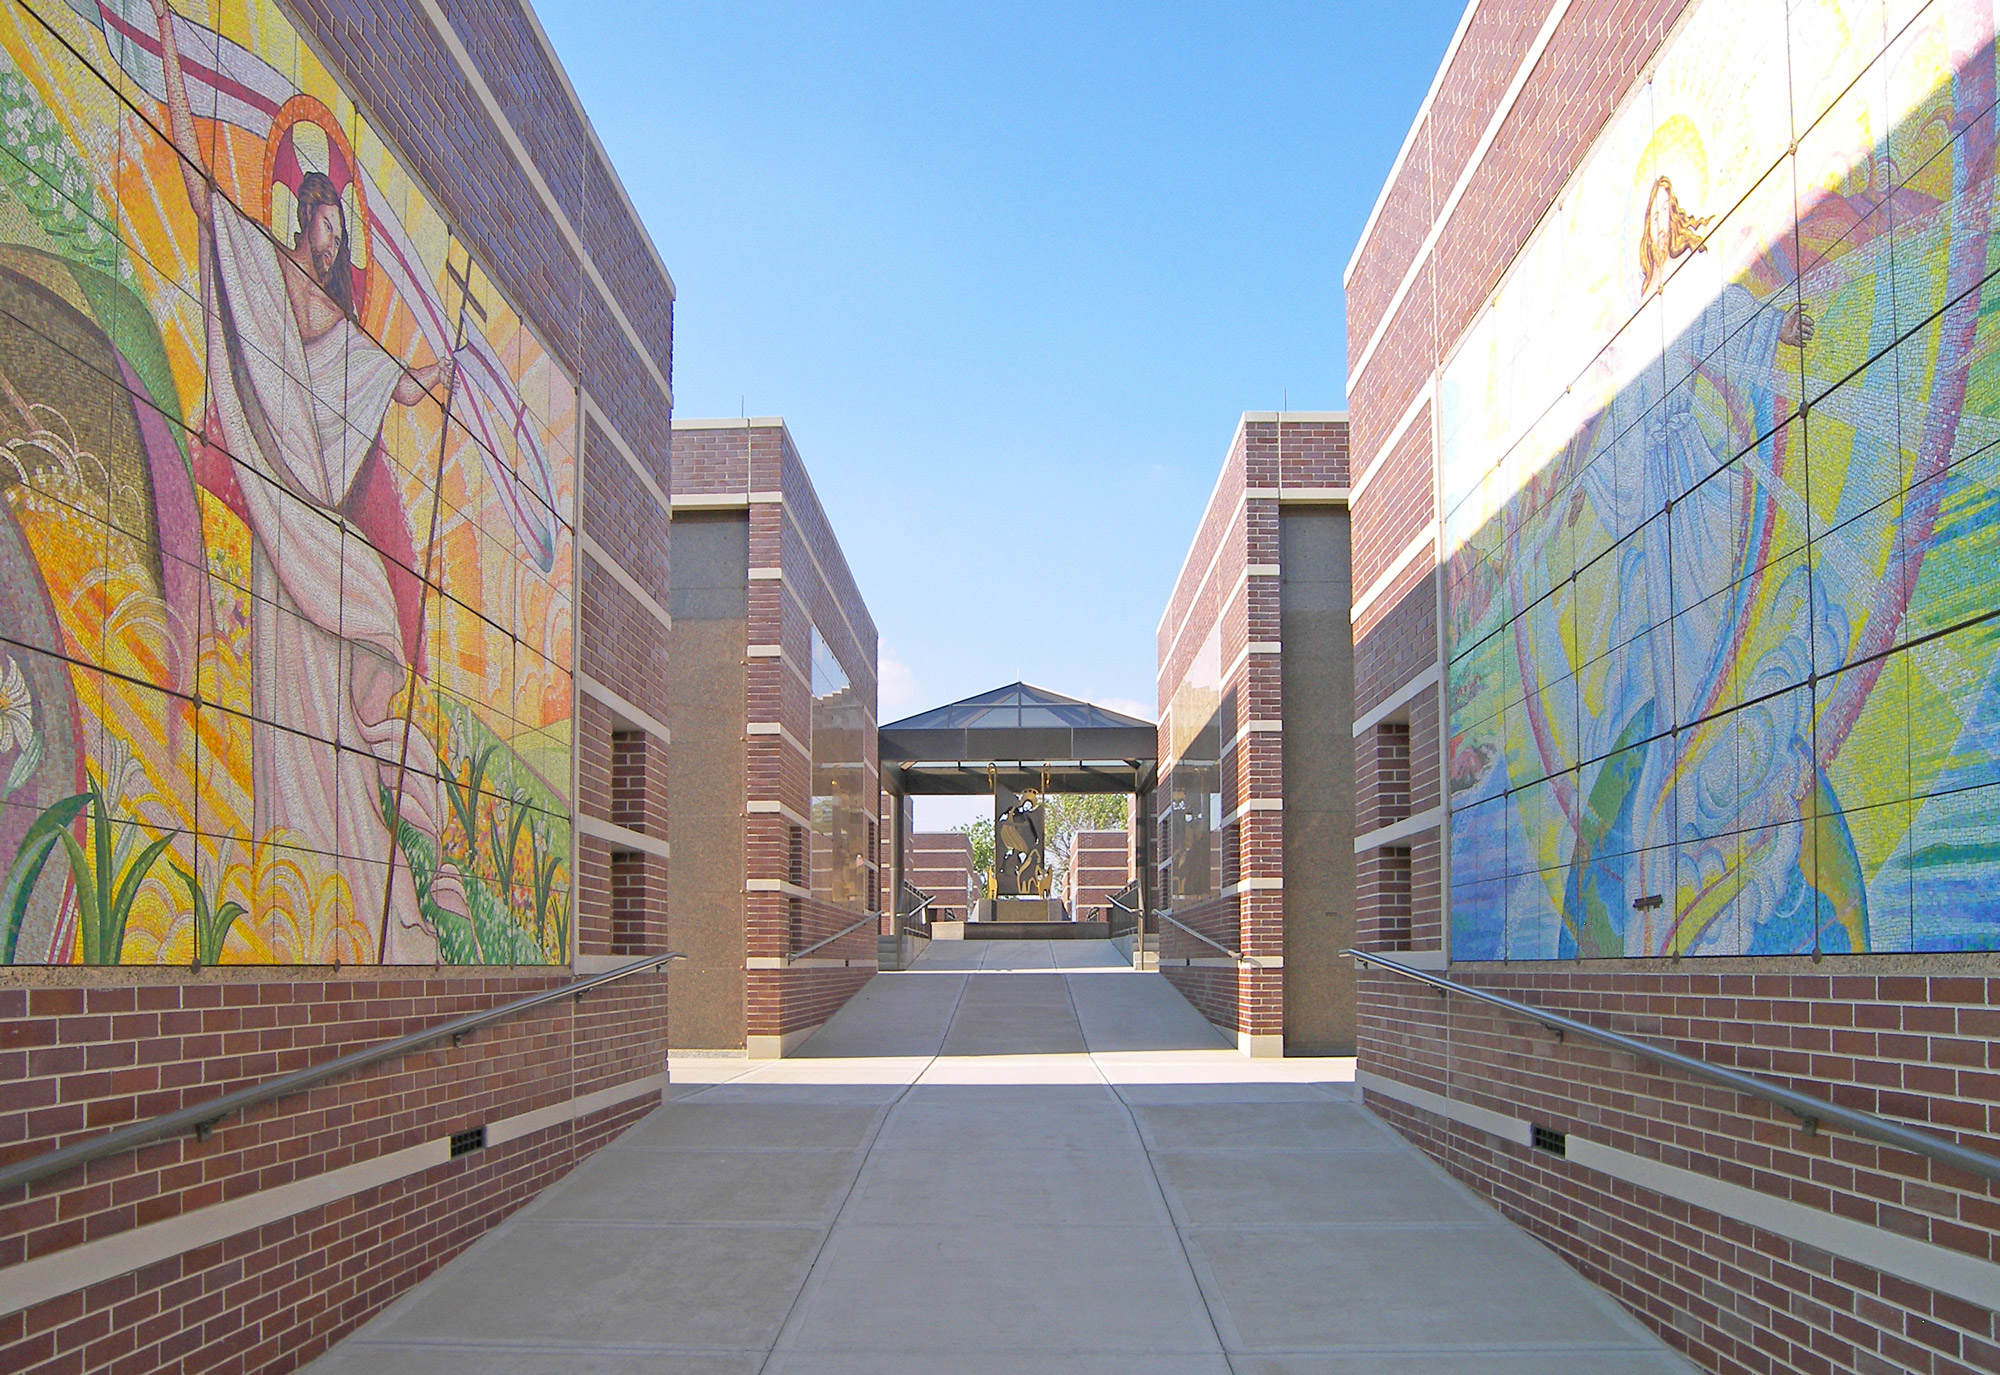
{"left": 1554, "top": 171, "right": 1826, "bottom": 957}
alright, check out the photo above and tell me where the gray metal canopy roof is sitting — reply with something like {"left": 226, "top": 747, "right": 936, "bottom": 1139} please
{"left": 880, "top": 683, "right": 1157, "bottom": 796}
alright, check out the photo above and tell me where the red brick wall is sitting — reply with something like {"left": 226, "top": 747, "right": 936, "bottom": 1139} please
{"left": 909, "top": 833, "right": 973, "bottom": 919}
{"left": 1357, "top": 846, "right": 1413, "bottom": 949}
{"left": 0, "top": 0, "right": 677, "bottom": 1370}
{"left": 576, "top": 420, "right": 674, "bottom": 966}
{"left": 1358, "top": 722, "right": 1411, "bottom": 831}
{"left": 1067, "top": 831, "right": 1132, "bottom": 913}
{"left": 672, "top": 422, "right": 881, "bottom": 1044}
{"left": 1156, "top": 415, "right": 1348, "bottom": 1043}
{"left": 1360, "top": 964, "right": 2000, "bottom": 1374}
{"left": 1344, "top": 4, "right": 2000, "bottom": 1372}
{"left": 0, "top": 971, "right": 668, "bottom": 1375}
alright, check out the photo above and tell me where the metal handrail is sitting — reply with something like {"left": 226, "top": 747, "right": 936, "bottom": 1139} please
{"left": 1104, "top": 887, "right": 1141, "bottom": 937}
{"left": 1346, "top": 948, "right": 2000, "bottom": 1186}
{"left": 1155, "top": 907, "right": 1242, "bottom": 961}
{"left": 0, "top": 952, "right": 684, "bottom": 1195}
{"left": 897, "top": 893, "right": 935, "bottom": 933}
{"left": 789, "top": 910, "right": 882, "bottom": 962}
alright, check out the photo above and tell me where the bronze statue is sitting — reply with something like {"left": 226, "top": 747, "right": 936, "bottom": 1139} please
{"left": 995, "top": 786, "right": 1048, "bottom": 895}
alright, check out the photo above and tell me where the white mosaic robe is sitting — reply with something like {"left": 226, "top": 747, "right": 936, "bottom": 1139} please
{"left": 202, "top": 196, "right": 456, "bottom": 963}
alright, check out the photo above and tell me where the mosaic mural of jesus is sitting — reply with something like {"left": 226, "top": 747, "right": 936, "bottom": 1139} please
{"left": 151, "top": 0, "right": 465, "bottom": 961}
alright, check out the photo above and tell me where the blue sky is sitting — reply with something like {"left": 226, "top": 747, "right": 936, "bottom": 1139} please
{"left": 537, "top": 1, "right": 1466, "bottom": 818}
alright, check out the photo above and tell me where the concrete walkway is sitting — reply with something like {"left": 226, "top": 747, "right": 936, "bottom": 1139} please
{"left": 307, "top": 940, "right": 1692, "bottom": 1373}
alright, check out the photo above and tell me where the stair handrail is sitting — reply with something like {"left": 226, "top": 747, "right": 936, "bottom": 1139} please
{"left": 789, "top": 910, "right": 883, "bottom": 962}
{"left": 1105, "top": 884, "right": 1141, "bottom": 938}
{"left": 1346, "top": 948, "right": 2000, "bottom": 1185}
{"left": 0, "top": 952, "right": 684, "bottom": 1195}
{"left": 896, "top": 892, "right": 935, "bottom": 935}
{"left": 1155, "top": 906, "right": 1242, "bottom": 961}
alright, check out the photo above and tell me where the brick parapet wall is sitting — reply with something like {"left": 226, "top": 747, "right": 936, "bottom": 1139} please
{"left": 1345, "top": 130, "right": 1432, "bottom": 357}
{"left": 1359, "top": 961, "right": 2000, "bottom": 1374}
{"left": 581, "top": 418, "right": 672, "bottom": 616}
{"left": 1372, "top": 1095, "right": 2000, "bottom": 1375}
{"left": 667, "top": 423, "right": 777, "bottom": 498}
{"left": 1355, "top": 579, "right": 1438, "bottom": 722}
{"left": 747, "top": 966, "right": 875, "bottom": 1041}
{"left": 1344, "top": 0, "right": 1558, "bottom": 350}
{"left": 909, "top": 833, "right": 973, "bottom": 918}
{"left": 1365, "top": 966, "right": 2000, "bottom": 1255}
{"left": 1351, "top": 414, "right": 1433, "bottom": 598}
{"left": 1347, "top": 0, "right": 1689, "bottom": 451}
{"left": 0, "top": 970, "right": 667, "bottom": 1374}
{"left": 424, "top": 0, "right": 676, "bottom": 359}
{"left": 9, "top": 1096, "right": 655, "bottom": 1375}
{"left": 577, "top": 555, "right": 672, "bottom": 728}
{"left": 1159, "top": 446, "right": 1244, "bottom": 702}
{"left": 1349, "top": 263, "right": 1436, "bottom": 471}
{"left": 1427, "top": 1, "right": 1691, "bottom": 360}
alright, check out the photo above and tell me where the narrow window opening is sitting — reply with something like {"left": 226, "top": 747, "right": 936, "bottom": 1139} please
{"left": 1375, "top": 721, "right": 1410, "bottom": 828}
{"left": 610, "top": 850, "right": 645, "bottom": 954}
{"left": 1379, "top": 845, "right": 1413, "bottom": 951}
{"left": 611, "top": 729, "right": 645, "bottom": 833}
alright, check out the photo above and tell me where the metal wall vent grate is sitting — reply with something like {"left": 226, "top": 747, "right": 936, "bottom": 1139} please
{"left": 1531, "top": 1123, "right": 1567, "bottom": 1156}
{"left": 450, "top": 1126, "right": 487, "bottom": 1158}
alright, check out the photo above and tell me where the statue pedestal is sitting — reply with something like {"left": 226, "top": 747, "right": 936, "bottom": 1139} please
{"left": 974, "top": 896, "right": 1064, "bottom": 923}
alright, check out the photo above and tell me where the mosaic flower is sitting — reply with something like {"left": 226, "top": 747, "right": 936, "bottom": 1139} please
{"left": 0, "top": 655, "right": 40, "bottom": 798}
{"left": 0, "top": 656, "right": 31, "bottom": 755}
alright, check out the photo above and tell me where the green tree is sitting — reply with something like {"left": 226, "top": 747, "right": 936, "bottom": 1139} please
{"left": 958, "top": 816, "right": 994, "bottom": 888}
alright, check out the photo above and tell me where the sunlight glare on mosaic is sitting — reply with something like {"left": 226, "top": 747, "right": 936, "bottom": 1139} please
{"left": 1444, "top": 0, "right": 2000, "bottom": 959}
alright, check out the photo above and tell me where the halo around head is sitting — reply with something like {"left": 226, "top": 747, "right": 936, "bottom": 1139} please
{"left": 262, "top": 95, "right": 370, "bottom": 307}
{"left": 1632, "top": 115, "right": 1710, "bottom": 239}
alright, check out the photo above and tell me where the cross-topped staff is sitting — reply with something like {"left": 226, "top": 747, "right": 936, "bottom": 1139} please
{"left": 377, "top": 246, "right": 485, "bottom": 964}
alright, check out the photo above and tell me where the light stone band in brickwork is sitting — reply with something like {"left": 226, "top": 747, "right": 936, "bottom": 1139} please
{"left": 1344, "top": 0, "right": 1579, "bottom": 389}
{"left": 1359, "top": 1071, "right": 2000, "bottom": 1314}
{"left": 0, "top": 1073, "right": 665, "bottom": 1320}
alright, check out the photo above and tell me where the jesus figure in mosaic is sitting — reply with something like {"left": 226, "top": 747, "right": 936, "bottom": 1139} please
{"left": 150, "top": 0, "right": 467, "bottom": 962}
